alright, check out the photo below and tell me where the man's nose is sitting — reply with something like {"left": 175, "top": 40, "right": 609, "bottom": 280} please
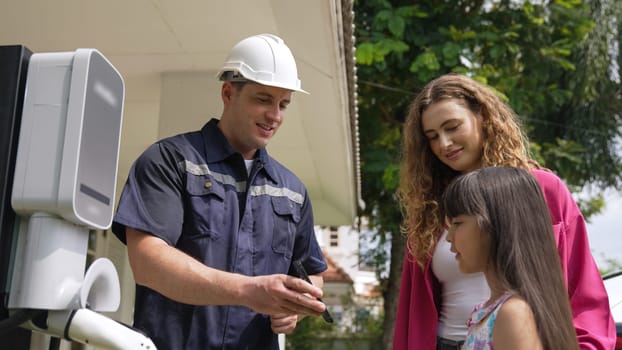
{"left": 266, "top": 104, "right": 283, "bottom": 122}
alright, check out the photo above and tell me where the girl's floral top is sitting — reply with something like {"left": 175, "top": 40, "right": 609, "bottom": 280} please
{"left": 463, "top": 292, "right": 514, "bottom": 350}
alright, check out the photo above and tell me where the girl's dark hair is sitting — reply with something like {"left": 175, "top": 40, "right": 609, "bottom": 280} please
{"left": 442, "top": 166, "right": 578, "bottom": 350}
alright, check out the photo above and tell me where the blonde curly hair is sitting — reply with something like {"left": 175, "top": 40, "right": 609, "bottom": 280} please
{"left": 398, "top": 73, "right": 539, "bottom": 267}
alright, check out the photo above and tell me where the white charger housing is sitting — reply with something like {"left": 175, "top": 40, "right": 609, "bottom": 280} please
{"left": 11, "top": 48, "right": 124, "bottom": 229}
{"left": 8, "top": 48, "right": 123, "bottom": 310}
{"left": 5, "top": 47, "right": 158, "bottom": 349}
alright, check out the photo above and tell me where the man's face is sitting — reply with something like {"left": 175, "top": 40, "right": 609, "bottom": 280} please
{"left": 220, "top": 81, "right": 292, "bottom": 159}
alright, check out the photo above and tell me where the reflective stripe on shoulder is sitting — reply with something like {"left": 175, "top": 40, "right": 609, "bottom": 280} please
{"left": 180, "top": 160, "right": 246, "bottom": 192}
{"left": 180, "top": 160, "right": 304, "bottom": 204}
{"left": 180, "top": 160, "right": 211, "bottom": 175}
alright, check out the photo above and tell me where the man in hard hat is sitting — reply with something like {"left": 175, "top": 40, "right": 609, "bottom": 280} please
{"left": 111, "top": 34, "right": 327, "bottom": 349}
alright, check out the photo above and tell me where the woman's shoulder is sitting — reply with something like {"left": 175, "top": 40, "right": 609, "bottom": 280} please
{"left": 530, "top": 168, "right": 564, "bottom": 188}
{"left": 530, "top": 168, "right": 572, "bottom": 202}
{"left": 529, "top": 168, "right": 579, "bottom": 219}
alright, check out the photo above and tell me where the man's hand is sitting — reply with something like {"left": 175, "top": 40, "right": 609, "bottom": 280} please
{"left": 242, "top": 274, "right": 326, "bottom": 316}
{"left": 126, "top": 228, "right": 326, "bottom": 317}
{"left": 270, "top": 313, "right": 298, "bottom": 334}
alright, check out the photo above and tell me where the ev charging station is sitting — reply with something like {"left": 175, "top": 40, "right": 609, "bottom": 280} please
{"left": 0, "top": 46, "right": 156, "bottom": 349}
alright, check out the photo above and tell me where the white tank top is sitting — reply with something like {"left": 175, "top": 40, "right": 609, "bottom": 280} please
{"left": 432, "top": 230, "right": 490, "bottom": 341}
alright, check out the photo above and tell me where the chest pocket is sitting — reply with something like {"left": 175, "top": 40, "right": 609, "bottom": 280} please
{"left": 271, "top": 196, "right": 301, "bottom": 258}
{"left": 184, "top": 175, "right": 227, "bottom": 240}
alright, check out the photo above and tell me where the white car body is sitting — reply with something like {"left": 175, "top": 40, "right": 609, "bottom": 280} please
{"left": 603, "top": 271, "right": 622, "bottom": 349}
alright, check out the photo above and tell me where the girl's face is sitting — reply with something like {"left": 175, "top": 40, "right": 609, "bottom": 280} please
{"left": 421, "top": 99, "right": 484, "bottom": 173}
{"left": 445, "top": 214, "right": 489, "bottom": 274}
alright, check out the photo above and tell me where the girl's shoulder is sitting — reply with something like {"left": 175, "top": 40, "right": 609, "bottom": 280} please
{"left": 497, "top": 296, "right": 533, "bottom": 321}
{"left": 493, "top": 296, "right": 542, "bottom": 349}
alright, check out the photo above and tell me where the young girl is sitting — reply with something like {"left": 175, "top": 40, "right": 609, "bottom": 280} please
{"left": 393, "top": 73, "right": 615, "bottom": 350}
{"left": 442, "top": 166, "right": 578, "bottom": 350}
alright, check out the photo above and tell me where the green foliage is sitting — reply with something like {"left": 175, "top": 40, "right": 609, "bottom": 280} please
{"left": 575, "top": 194, "right": 605, "bottom": 222}
{"left": 599, "top": 258, "right": 622, "bottom": 276}
{"left": 285, "top": 314, "right": 335, "bottom": 350}
{"left": 286, "top": 293, "right": 383, "bottom": 350}
{"left": 355, "top": 0, "right": 622, "bottom": 236}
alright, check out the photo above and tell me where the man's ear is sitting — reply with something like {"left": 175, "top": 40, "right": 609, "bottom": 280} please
{"left": 221, "top": 81, "right": 234, "bottom": 105}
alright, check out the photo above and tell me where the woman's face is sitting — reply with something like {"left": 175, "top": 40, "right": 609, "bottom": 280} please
{"left": 421, "top": 99, "right": 484, "bottom": 173}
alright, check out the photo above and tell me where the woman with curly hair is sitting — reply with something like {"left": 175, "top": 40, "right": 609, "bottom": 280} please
{"left": 393, "top": 73, "right": 615, "bottom": 350}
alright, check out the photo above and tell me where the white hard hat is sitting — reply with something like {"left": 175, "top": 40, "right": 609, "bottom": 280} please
{"left": 217, "top": 33, "right": 308, "bottom": 94}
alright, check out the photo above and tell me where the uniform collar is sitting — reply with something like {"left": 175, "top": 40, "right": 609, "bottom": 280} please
{"left": 201, "top": 118, "right": 278, "bottom": 181}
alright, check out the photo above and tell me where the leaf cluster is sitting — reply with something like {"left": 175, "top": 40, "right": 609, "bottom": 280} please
{"left": 354, "top": 0, "right": 622, "bottom": 234}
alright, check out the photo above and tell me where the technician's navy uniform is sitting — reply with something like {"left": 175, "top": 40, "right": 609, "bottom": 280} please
{"left": 112, "top": 118, "right": 327, "bottom": 349}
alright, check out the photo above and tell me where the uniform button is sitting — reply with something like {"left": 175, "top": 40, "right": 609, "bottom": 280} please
{"left": 204, "top": 181, "right": 212, "bottom": 189}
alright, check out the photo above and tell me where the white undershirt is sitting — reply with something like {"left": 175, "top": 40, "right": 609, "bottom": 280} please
{"left": 432, "top": 230, "right": 490, "bottom": 341}
{"left": 244, "top": 159, "right": 254, "bottom": 175}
